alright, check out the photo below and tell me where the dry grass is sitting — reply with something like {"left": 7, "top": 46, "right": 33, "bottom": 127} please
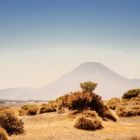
{"left": 6, "top": 112, "right": 140, "bottom": 140}
{"left": 116, "top": 105, "right": 140, "bottom": 117}
{"left": 107, "top": 98, "right": 122, "bottom": 110}
{"left": 0, "top": 127, "right": 8, "bottom": 140}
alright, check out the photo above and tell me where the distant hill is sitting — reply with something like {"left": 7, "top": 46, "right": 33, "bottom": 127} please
{"left": 0, "top": 62, "right": 140, "bottom": 100}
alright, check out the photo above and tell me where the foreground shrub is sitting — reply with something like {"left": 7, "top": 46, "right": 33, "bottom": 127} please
{"left": 39, "top": 102, "right": 57, "bottom": 114}
{"left": 21, "top": 104, "right": 40, "bottom": 115}
{"left": 0, "top": 127, "right": 8, "bottom": 140}
{"left": 0, "top": 110, "right": 24, "bottom": 135}
{"left": 122, "top": 89, "right": 140, "bottom": 99}
{"left": 107, "top": 98, "right": 122, "bottom": 110}
{"left": 73, "top": 114, "right": 102, "bottom": 130}
{"left": 56, "top": 91, "right": 117, "bottom": 121}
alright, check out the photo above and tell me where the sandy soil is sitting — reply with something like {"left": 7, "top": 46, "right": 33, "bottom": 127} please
{"left": 9, "top": 112, "right": 140, "bottom": 140}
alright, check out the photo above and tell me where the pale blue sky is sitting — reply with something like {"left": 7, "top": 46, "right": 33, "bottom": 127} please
{"left": 0, "top": 0, "right": 140, "bottom": 88}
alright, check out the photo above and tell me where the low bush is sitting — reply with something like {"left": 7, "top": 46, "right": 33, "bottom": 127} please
{"left": 122, "top": 89, "right": 140, "bottom": 99}
{"left": 21, "top": 104, "right": 40, "bottom": 115}
{"left": 0, "top": 110, "right": 24, "bottom": 135}
{"left": 18, "top": 109, "right": 27, "bottom": 116}
{"left": 56, "top": 94, "right": 69, "bottom": 110}
{"left": 39, "top": 102, "right": 57, "bottom": 114}
{"left": 116, "top": 105, "right": 140, "bottom": 117}
{"left": 131, "top": 106, "right": 140, "bottom": 115}
{"left": 73, "top": 114, "right": 103, "bottom": 130}
{"left": 56, "top": 91, "right": 117, "bottom": 121}
{"left": 107, "top": 98, "right": 122, "bottom": 110}
{"left": 116, "top": 106, "right": 137, "bottom": 117}
{"left": 0, "top": 127, "right": 8, "bottom": 140}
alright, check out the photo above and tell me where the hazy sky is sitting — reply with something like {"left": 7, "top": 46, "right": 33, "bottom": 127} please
{"left": 0, "top": 0, "right": 140, "bottom": 89}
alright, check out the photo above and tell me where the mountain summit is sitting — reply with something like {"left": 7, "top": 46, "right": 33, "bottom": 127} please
{"left": 0, "top": 62, "right": 140, "bottom": 100}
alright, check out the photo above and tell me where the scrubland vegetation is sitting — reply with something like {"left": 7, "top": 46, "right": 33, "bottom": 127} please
{"left": 0, "top": 82, "right": 140, "bottom": 140}
{"left": 0, "top": 127, "right": 8, "bottom": 140}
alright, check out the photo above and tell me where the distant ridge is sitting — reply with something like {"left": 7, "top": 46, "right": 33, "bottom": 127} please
{"left": 0, "top": 62, "right": 140, "bottom": 100}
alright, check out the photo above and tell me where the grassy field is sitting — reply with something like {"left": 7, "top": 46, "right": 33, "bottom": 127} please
{"left": 9, "top": 112, "right": 140, "bottom": 140}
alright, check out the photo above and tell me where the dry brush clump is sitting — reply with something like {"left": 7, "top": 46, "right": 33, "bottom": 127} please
{"left": 0, "top": 110, "right": 24, "bottom": 135}
{"left": 55, "top": 81, "right": 117, "bottom": 121}
{"left": 18, "top": 109, "right": 27, "bottom": 116}
{"left": 38, "top": 101, "right": 57, "bottom": 114}
{"left": 116, "top": 105, "right": 140, "bottom": 117}
{"left": 69, "top": 92, "right": 116, "bottom": 121}
{"left": 116, "top": 106, "right": 134, "bottom": 117}
{"left": 107, "top": 98, "right": 122, "bottom": 110}
{"left": 56, "top": 82, "right": 117, "bottom": 121}
{"left": 67, "top": 92, "right": 93, "bottom": 110}
{"left": 56, "top": 94, "right": 69, "bottom": 110}
{"left": 0, "top": 127, "right": 8, "bottom": 140}
{"left": 21, "top": 104, "right": 40, "bottom": 116}
{"left": 73, "top": 113, "right": 103, "bottom": 130}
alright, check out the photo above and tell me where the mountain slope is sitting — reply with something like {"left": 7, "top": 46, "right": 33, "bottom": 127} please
{"left": 0, "top": 62, "right": 140, "bottom": 100}
{"left": 35, "top": 62, "right": 139, "bottom": 100}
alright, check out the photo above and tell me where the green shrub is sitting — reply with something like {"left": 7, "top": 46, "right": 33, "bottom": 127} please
{"left": 0, "top": 110, "right": 24, "bottom": 135}
{"left": 122, "top": 89, "right": 140, "bottom": 99}
{"left": 80, "top": 81, "right": 97, "bottom": 93}
{"left": 0, "top": 127, "right": 8, "bottom": 140}
{"left": 73, "top": 114, "right": 103, "bottom": 130}
{"left": 21, "top": 104, "right": 40, "bottom": 115}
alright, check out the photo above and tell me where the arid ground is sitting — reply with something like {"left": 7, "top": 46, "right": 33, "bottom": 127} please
{"left": 9, "top": 112, "right": 140, "bottom": 140}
